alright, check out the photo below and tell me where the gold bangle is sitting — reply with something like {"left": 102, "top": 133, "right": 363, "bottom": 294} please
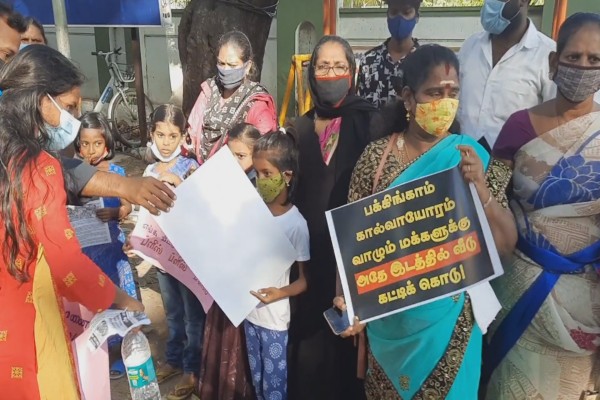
{"left": 483, "top": 191, "right": 493, "bottom": 208}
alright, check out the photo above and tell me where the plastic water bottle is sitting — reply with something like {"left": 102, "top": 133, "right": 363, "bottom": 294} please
{"left": 122, "top": 330, "right": 161, "bottom": 400}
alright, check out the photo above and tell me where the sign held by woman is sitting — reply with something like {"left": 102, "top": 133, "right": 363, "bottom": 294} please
{"left": 326, "top": 166, "right": 503, "bottom": 323}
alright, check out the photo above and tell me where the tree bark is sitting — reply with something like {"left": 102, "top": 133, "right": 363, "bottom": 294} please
{"left": 178, "top": 0, "right": 277, "bottom": 115}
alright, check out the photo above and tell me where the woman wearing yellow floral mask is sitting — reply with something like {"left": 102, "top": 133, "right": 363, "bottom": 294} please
{"left": 334, "top": 44, "right": 517, "bottom": 399}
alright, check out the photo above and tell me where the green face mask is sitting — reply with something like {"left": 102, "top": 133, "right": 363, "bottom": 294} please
{"left": 256, "top": 173, "right": 286, "bottom": 203}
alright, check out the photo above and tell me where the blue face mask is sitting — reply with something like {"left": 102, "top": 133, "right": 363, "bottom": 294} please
{"left": 19, "top": 43, "right": 28, "bottom": 51}
{"left": 481, "top": 0, "right": 519, "bottom": 35}
{"left": 44, "top": 95, "right": 81, "bottom": 151}
{"left": 387, "top": 15, "right": 417, "bottom": 41}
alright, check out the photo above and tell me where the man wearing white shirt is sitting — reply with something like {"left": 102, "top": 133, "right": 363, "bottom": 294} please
{"left": 457, "top": 0, "right": 555, "bottom": 151}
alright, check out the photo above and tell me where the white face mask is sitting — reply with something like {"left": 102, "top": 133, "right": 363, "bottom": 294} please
{"left": 45, "top": 95, "right": 81, "bottom": 151}
{"left": 150, "top": 141, "right": 181, "bottom": 162}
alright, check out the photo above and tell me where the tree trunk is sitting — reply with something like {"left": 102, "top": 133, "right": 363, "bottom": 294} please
{"left": 178, "top": 0, "right": 277, "bottom": 115}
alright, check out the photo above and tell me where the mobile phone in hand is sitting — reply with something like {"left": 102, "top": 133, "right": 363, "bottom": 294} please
{"left": 323, "top": 306, "right": 351, "bottom": 335}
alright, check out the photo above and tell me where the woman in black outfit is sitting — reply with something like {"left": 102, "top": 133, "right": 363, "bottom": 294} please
{"left": 289, "top": 35, "right": 378, "bottom": 400}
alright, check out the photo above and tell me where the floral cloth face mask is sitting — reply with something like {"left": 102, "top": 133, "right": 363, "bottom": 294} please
{"left": 414, "top": 98, "right": 460, "bottom": 137}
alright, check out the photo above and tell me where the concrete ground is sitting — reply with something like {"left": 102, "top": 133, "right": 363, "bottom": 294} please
{"left": 109, "top": 152, "right": 200, "bottom": 400}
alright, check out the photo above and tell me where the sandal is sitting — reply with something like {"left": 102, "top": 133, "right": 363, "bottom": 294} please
{"left": 166, "top": 380, "right": 196, "bottom": 400}
{"left": 109, "top": 359, "right": 126, "bottom": 380}
{"left": 156, "top": 363, "right": 183, "bottom": 384}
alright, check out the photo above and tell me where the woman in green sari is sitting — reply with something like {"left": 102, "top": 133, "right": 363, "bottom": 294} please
{"left": 336, "top": 44, "right": 517, "bottom": 399}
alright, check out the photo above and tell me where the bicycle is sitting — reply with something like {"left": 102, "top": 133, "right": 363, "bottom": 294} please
{"left": 91, "top": 47, "right": 154, "bottom": 150}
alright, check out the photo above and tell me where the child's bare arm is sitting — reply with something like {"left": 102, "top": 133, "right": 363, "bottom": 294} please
{"left": 119, "top": 199, "right": 133, "bottom": 219}
{"left": 158, "top": 172, "right": 183, "bottom": 187}
{"left": 96, "top": 207, "right": 121, "bottom": 222}
{"left": 96, "top": 199, "right": 132, "bottom": 222}
{"left": 251, "top": 262, "right": 307, "bottom": 304}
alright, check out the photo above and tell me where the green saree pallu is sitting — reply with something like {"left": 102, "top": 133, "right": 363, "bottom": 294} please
{"left": 364, "top": 134, "right": 489, "bottom": 400}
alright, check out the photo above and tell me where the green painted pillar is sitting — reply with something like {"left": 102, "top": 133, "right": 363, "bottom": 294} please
{"left": 542, "top": 0, "right": 600, "bottom": 37}
{"left": 277, "top": 0, "right": 324, "bottom": 120}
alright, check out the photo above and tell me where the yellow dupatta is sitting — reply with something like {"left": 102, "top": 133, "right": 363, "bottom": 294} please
{"left": 32, "top": 244, "right": 80, "bottom": 400}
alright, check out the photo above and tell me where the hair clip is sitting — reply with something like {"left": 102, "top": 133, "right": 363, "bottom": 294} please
{"left": 279, "top": 127, "right": 287, "bottom": 135}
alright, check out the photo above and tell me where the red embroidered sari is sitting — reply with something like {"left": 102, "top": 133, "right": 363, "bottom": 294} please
{"left": 0, "top": 152, "right": 116, "bottom": 400}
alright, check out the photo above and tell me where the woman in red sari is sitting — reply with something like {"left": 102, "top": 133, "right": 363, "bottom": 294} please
{"left": 0, "top": 45, "right": 143, "bottom": 400}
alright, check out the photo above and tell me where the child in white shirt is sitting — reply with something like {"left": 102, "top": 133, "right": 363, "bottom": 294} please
{"left": 245, "top": 130, "right": 310, "bottom": 400}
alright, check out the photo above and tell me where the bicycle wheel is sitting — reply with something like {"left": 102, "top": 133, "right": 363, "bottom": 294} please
{"left": 108, "top": 88, "right": 154, "bottom": 148}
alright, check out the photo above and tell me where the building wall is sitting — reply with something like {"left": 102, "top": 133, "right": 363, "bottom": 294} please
{"left": 43, "top": 13, "right": 278, "bottom": 107}
{"left": 276, "top": 0, "right": 324, "bottom": 116}
{"left": 541, "top": 0, "right": 600, "bottom": 36}
{"left": 42, "top": 6, "right": 548, "bottom": 107}
{"left": 44, "top": 27, "right": 99, "bottom": 101}
{"left": 339, "top": 6, "right": 543, "bottom": 52}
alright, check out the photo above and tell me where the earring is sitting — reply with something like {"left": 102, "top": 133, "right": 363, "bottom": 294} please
{"left": 406, "top": 111, "right": 411, "bottom": 122}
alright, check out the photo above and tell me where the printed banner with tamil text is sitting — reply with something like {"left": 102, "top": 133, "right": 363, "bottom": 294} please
{"left": 326, "top": 166, "right": 503, "bottom": 323}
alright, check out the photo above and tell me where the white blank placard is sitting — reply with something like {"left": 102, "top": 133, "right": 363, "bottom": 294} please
{"left": 155, "top": 148, "right": 297, "bottom": 327}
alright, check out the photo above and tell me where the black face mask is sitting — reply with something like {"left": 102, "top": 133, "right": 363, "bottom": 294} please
{"left": 312, "top": 75, "right": 351, "bottom": 108}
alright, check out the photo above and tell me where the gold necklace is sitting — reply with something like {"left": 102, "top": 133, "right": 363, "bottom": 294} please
{"left": 396, "top": 131, "right": 451, "bottom": 171}
{"left": 395, "top": 132, "right": 424, "bottom": 171}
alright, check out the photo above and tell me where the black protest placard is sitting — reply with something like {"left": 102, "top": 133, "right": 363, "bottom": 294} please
{"left": 326, "top": 166, "right": 502, "bottom": 323}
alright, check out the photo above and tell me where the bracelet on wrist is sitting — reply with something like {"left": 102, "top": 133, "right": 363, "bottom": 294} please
{"left": 483, "top": 190, "right": 493, "bottom": 208}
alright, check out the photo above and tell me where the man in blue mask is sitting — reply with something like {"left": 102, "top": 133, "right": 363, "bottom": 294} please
{"left": 457, "top": 0, "right": 555, "bottom": 152}
{"left": 356, "top": 0, "right": 420, "bottom": 109}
